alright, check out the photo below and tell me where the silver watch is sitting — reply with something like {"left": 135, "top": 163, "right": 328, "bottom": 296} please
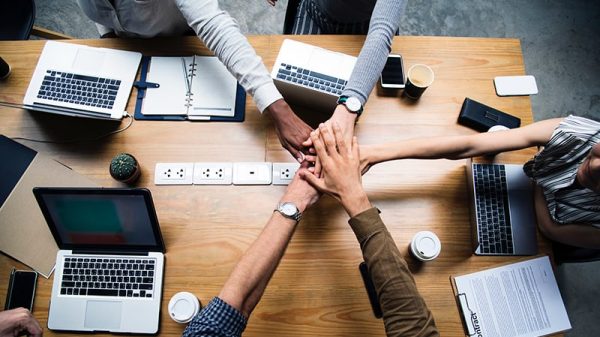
{"left": 275, "top": 202, "right": 301, "bottom": 221}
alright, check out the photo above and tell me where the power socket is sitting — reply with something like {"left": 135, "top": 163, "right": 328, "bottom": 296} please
{"left": 154, "top": 163, "right": 194, "bottom": 185}
{"left": 193, "top": 162, "right": 233, "bottom": 185}
{"left": 272, "top": 162, "right": 300, "bottom": 185}
{"left": 232, "top": 162, "right": 272, "bottom": 185}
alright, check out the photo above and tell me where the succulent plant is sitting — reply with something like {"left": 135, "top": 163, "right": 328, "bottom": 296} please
{"left": 110, "top": 153, "right": 141, "bottom": 183}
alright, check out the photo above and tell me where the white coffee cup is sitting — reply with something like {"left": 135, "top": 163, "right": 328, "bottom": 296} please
{"left": 410, "top": 231, "right": 441, "bottom": 262}
{"left": 488, "top": 125, "right": 510, "bottom": 132}
{"left": 168, "top": 292, "right": 201, "bottom": 324}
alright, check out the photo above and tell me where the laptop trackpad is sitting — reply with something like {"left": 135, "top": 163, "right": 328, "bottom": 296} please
{"left": 73, "top": 49, "right": 106, "bottom": 74}
{"left": 84, "top": 301, "right": 122, "bottom": 330}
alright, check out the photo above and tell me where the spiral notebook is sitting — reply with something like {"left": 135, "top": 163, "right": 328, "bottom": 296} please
{"left": 134, "top": 55, "right": 245, "bottom": 121}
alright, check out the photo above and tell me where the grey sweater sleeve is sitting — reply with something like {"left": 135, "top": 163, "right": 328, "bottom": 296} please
{"left": 341, "top": 0, "right": 407, "bottom": 106}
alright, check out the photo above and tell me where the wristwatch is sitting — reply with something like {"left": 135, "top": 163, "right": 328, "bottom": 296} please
{"left": 337, "top": 95, "right": 363, "bottom": 116}
{"left": 274, "top": 202, "right": 301, "bottom": 221}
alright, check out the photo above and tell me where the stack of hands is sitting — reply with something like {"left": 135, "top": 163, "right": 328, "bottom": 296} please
{"left": 282, "top": 119, "right": 372, "bottom": 219}
{"left": 267, "top": 100, "right": 357, "bottom": 164}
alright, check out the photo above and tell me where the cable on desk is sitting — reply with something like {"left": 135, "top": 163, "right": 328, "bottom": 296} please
{"left": 0, "top": 101, "right": 134, "bottom": 144}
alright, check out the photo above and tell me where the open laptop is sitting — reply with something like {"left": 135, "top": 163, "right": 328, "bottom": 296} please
{"left": 33, "top": 187, "right": 165, "bottom": 334}
{"left": 466, "top": 160, "right": 537, "bottom": 255}
{"left": 271, "top": 39, "right": 356, "bottom": 111}
{"left": 23, "top": 41, "right": 141, "bottom": 121}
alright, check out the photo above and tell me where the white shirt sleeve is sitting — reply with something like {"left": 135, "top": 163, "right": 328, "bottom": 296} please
{"left": 174, "top": 0, "right": 282, "bottom": 113}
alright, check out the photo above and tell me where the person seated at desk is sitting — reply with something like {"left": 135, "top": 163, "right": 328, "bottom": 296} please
{"left": 76, "top": 0, "right": 312, "bottom": 162}
{"left": 324, "top": 115, "right": 599, "bottom": 249}
{"left": 182, "top": 124, "right": 439, "bottom": 336}
{"left": 0, "top": 308, "right": 43, "bottom": 337}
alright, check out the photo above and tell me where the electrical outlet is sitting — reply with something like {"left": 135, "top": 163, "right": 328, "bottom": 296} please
{"left": 193, "top": 162, "right": 233, "bottom": 185}
{"left": 154, "top": 163, "right": 194, "bottom": 185}
{"left": 232, "top": 162, "right": 272, "bottom": 185}
{"left": 272, "top": 162, "right": 300, "bottom": 185}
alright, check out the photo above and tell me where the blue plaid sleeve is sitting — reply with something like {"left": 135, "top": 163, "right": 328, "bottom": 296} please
{"left": 182, "top": 297, "right": 247, "bottom": 337}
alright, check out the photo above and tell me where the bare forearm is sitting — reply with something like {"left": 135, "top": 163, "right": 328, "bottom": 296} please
{"left": 363, "top": 118, "right": 563, "bottom": 166}
{"left": 219, "top": 213, "right": 296, "bottom": 317}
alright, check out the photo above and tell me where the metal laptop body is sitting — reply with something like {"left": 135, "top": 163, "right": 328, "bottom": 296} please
{"left": 23, "top": 41, "right": 141, "bottom": 120}
{"left": 33, "top": 188, "right": 165, "bottom": 334}
{"left": 271, "top": 39, "right": 356, "bottom": 111}
{"left": 466, "top": 160, "right": 537, "bottom": 256}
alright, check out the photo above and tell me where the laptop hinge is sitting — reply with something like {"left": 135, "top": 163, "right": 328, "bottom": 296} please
{"left": 71, "top": 250, "right": 149, "bottom": 256}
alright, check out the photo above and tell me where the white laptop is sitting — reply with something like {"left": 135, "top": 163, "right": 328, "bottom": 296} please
{"left": 23, "top": 41, "right": 141, "bottom": 120}
{"left": 33, "top": 187, "right": 165, "bottom": 334}
{"left": 466, "top": 160, "right": 537, "bottom": 256}
{"left": 271, "top": 39, "right": 356, "bottom": 111}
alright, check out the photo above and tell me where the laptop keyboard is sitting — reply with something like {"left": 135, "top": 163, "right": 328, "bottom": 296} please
{"left": 473, "top": 164, "right": 514, "bottom": 254}
{"left": 276, "top": 63, "right": 346, "bottom": 95}
{"left": 60, "top": 256, "right": 156, "bottom": 298}
{"left": 37, "top": 70, "right": 120, "bottom": 109}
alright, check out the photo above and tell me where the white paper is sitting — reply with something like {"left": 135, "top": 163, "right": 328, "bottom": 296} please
{"left": 454, "top": 256, "right": 570, "bottom": 337}
{"left": 142, "top": 56, "right": 236, "bottom": 117}
{"left": 189, "top": 57, "right": 236, "bottom": 117}
{"left": 143, "top": 56, "right": 190, "bottom": 115}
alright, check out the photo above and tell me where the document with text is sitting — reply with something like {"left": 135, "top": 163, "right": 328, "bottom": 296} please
{"left": 452, "top": 256, "right": 571, "bottom": 337}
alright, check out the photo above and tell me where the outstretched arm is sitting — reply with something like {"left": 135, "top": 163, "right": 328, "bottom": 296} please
{"left": 175, "top": 0, "right": 312, "bottom": 161}
{"left": 357, "top": 118, "right": 563, "bottom": 172}
{"left": 218, "top": 173, "right": 319, "bottom": 316}
{"left": 534, "top": 186, "right": 600, "bottom": 249}
{"left": 301, "top": 124, "right": 439, "bottom": 336}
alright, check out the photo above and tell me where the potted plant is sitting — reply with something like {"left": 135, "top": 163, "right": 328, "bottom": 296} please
{"left": 110, "top": 153, "right": 141, "bottom": 184}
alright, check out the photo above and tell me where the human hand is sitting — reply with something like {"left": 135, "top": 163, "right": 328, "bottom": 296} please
{"left": 266, "top": 99, "right": 313, "bottom": 162}
{"left": 300, "top": 123, "right": 371, "bottom": 217}
{"left": 266, "top": 0, "right": 278, "bottom": 6}
{"left": 358, "top": 145, "right": 374, "bottom": 174}
{"left": 303, "top": 104, "right": 357, "bottom": 176}
{"left": 0, "top": 308, "right": 43, "bottom": 337}
{"left": 281, "top": 164, "right": 321, "bottom": 213}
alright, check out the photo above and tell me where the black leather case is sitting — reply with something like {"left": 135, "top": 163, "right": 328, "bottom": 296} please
{"left": 457, "top": 98, "right": 521, "bottom": 132}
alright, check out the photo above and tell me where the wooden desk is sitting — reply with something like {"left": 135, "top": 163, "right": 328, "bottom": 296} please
{"left": 0, "top": 36, "right": 551, "bottom": 336}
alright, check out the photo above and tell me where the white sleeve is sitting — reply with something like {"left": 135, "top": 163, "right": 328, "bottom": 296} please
{"left": 174, "top": 0, "right": 282, "bottom": 112}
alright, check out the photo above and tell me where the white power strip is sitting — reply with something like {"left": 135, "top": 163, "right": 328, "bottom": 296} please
{"left": 154, "top": 162, "right": 299, "bottom": 186}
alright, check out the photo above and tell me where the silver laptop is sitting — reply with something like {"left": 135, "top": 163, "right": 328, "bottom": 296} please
{"left": 33, "top": 187, "right": 165, "bottom": 334}
{"left": 23, "top": 41, "right": 141, "bottom": 120}
{"left": 466, "top": 160, "right": 537, "bottom": 255}
{"left": 271, "top": 39, "right": 356, "bottom": 111}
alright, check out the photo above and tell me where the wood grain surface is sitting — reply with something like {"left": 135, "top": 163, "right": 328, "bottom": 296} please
{"left": 0, "top": 36, "right": 556, "bottom": 337}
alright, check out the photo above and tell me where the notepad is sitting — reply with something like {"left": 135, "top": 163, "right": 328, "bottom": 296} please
{"left": 451, "top": 256, "right": 571, "bottom": 337}
{"left": 141, "top": 56, "right": 237, "bottom": 118}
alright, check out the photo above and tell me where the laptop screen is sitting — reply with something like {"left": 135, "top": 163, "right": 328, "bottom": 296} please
{"left": 34, "top": 188, "right": 165, "bottom": 252}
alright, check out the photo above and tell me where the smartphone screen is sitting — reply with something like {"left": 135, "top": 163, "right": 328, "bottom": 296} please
{"left": 5, "top": 270, "right": 38, "bottom": 311}
{"left": 381, "top": 55, "right": 405, "bottom": 88}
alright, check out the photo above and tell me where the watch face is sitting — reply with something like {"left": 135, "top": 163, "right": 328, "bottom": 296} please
{"left": 281, "top": 203, "right": 297, "bottom": 216}
{"left": 346, "top": 96, "right": 361, "bottom": 112}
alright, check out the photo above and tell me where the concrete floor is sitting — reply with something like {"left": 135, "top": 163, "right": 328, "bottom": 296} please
{"left": 32, "top": 0, "right": 600, "bottom": 336}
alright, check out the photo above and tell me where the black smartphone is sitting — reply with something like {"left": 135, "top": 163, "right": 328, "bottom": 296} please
{"left": 5, "top": 269, "right": 38, "bottom": 312}
{"left": 380, "top": 54, "right": 405, "bottom": 89}
{"left": 359, "top": 262, "right": 383, "bottom": 319}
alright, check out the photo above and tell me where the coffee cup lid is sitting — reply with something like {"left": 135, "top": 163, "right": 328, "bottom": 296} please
{"left": 168, "top": 292, "right": 200, "bottom": 323}
{"left": 411, "top": 231, "right": 441, "bottom": 261}
{"left": 488, "top": 125, "right": 510, "bottom": 132}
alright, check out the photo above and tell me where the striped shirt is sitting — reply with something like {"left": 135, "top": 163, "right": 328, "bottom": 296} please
{"left": 523, "top": 115, "right": 600, "bottom": 227}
